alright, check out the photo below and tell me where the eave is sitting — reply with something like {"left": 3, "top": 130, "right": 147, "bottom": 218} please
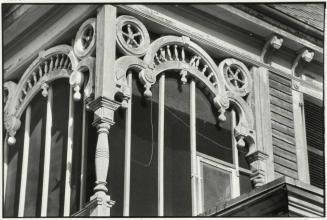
{"left": 3, "top": 4, "right": 324, "bottom": 99}
{"left": 200, "top": 177, "right": 324, "bottom": 217}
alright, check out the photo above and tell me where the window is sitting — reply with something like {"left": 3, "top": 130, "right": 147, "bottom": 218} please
{"left": 303, "top": 95, "right": 324, "bottom": 189}
{"left": 4, "top": 79, "right": 86, "bottom": 217}
{"left": 126, "top": 70, "right": 252, "bottom": 216}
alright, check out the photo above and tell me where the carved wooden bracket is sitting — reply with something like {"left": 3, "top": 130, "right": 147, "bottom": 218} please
{"left": 260, "top": 35, "right": 283, "bottom": 64}
{"left": 292, "top": 48, "right": 314, "bottom": 77}
{"left": 246, "top": 150, "right": 269, "bottom": 188}
{"left": 69, "top": 56, "right": 95, "bottom": 103}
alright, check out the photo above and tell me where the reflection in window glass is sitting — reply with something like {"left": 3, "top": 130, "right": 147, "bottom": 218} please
{"left": 196, "top": 86, "right": 233, "bottom": 164}
{"left": 48, "top": 79, "right": 70, "bottom": 216}
{"left": 108, "top": 109, "right": 126, "bottom": 216}
{"left": 164, "top": 73, "right": 191, "bottom": 216}
{"left": 4, "top": 113, "right": 25, "bottom": 217}
{"left": 202, "top": 162, "right": 231, "bottom": 211}
{"left": 70, "top": 98, "right": 83, "bottom": 214}
{"left": 240, "top": 172, "right": 252, "bottom": 194}
{"left": 130, "top": 75, "right": 159, "bottom": 216}
{"left": 238, "top": 146, "right": 250, "bottom": 170}
{"left": 24, "top": 92, "right": 47, "bottom": 216}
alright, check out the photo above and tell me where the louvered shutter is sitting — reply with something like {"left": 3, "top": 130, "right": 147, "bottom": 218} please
{"left": 304, "top": 99, "right": 324, "bottom": 189}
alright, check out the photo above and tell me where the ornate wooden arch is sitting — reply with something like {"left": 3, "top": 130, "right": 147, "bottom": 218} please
{"left": 114, "top": 35, "right": 256, "bottom": 152}
{"left": 4, "top": 44, "right": 95, "bottom": 145}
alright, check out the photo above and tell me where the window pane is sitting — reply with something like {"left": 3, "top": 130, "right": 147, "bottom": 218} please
{"left": 202, "top": 162, "right": 231, "bottom": 211}
{"left": 238, "top": 146, "right": 250, "bottom": 170}
{"left": 130, "top": 75, "right": 159, "bottom": 216}
{"left": 164, "top": 73, "right": 192, "bottom": 216}
{"left": 4, "top": 113, "right": 25, "bottom": 217}
{"left": 24, "top": 92, "right": 47, "bottom": 216}
{"left": 240, "top": 172, "right": 252, "bottom": 195}
{"left": 85, "top": 112, "right": 96, "bottom": 202}
{"left": 107, "top": 109, "right": 125, "bottom": 216}
{"left": 70, "top": 99, "right": 83, "bottom": 214}
{"left": 196, "top": 86, "right": 233, "bottom": 164}
{"left": 47, "top": 79, "right": 70, "bottom": 216}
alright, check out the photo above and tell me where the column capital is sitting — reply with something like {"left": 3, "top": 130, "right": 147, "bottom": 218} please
{"left": 246, "top": 150, "right": 269, "bottom": 188}
{"left": 246, "top": 150, "right": 269, "bottom": 163}
{"left": 87, "top": 96, "right": 120, "bottom": 126}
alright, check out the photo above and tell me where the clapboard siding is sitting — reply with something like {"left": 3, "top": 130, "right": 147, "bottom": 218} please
{"left": 269, "top": 73, "right": 298, "bottom": 179}
{"left": 271, "top": 112, "right": 294, "bottom": 129}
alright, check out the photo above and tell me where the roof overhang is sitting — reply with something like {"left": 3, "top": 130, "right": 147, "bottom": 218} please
{"left": 200, "top": 176, "right": 324, "bottom": 217}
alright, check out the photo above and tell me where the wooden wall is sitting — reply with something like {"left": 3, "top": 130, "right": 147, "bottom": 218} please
{"left": 269, "top": 73, "right": 298, "bottom": 179}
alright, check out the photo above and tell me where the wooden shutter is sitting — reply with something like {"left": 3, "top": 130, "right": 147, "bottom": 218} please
{"left": 269, "top": 73, "right": 298, "bottom": 179}
{"left": 304, "top": 99, "right": 324, "bottom": 189}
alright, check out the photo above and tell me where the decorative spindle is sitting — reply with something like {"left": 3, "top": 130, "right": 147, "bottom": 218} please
{"left": 201, "top": 65, "right": 208, "bottom": 74}
{"left": 73, "top": 86, "right": 82, "bottom": 101}
{"left": 54, "top": 54, "right": 59, "bottom": 69}
{"left": 181, "top": 47, "right": 185, "bottom": 62}
{"left": 64, "top": 56, "right": 70, "bottom": 68}
{"left": 144, "top": 83, "right": 152, "bottom": 98}
{"left": 32, "top": 72, "right": 37, "bottom": 83}
{"left": 27, "top": 80, "right": 33, "bottom": 89}
{"left": 41, "top": 83, "right": 49, "bottom": 97}
{"left": 166, "top": 45, "right": 172, "bottom": 60}
{"left": 44, "top": 61, "right": 48, "bottom": 73}
{"left": 160, "top": 48, "right": 166, "bottom": 61}
{"left": 207, "top": 72, "right": 213, "bottom": 79}
{"left": 155, "top": 53, "right": 161, "bottom": 64}
{"left": 195, "top": 56, "right": 201, "bottom": 68}
{"left": 218, "top": 108, "right": 226, "bottom": 122}
{"left": 8, "top": 136, "right": 16, "bottom": 145}
{"left": 180, "top": 70, "right": 188, "bottom": 84}
{"left": 189, "top": 56, "right": 197, "bottom": 66}
{"left": 49, "top": 56, "right": 54, "bottom": 71}
{"left": 38, "top": 66, "right": 43, "bottom": 78}
{"left": 59, "top": 55, "right": 65, "bottom": 68}
{"left": 22, "top": 88, "right": 27, "bottom": 96}
{"left": 174, "top": 45, "right": 179, "bottom": 61}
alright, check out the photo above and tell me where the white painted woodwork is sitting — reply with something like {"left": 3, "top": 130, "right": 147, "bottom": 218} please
{"left": 196, "top": 156, "right": 203, "bottom": 214}
{"left": 18, "top": 105, "right": 31, "bottom": 217}
{"left": 95, "top": 4, "right": 117, "bottom": 100}
{"left": 118, "top": 5, "right": 322, "bottom": 97}
{"left": 252, "top": 67, "right": 274, "bottom": 183}
{"left": 231, "top": 109, "right": 240, "bottom": 198}
{"left": 190, "top": 79, "right": 197, "bottom": 216}
{"left": 123, "top": 73, "right": 132, "bottom": 216}
{"left": 63, "top": 87, "right": 75, "bottom": 216}
{"left": 41, "top": 86, "right": 53, "bottom": 217}
{"left": 79, "top": 100, "right": 88, "bottom": 210}
{"left": 158, "top": 74, "right": 165, "bottom": 216}
{"left": 292, "top": 90, "right": 310, "bottom": 184}
{"left": 4, "top": 134, "right": 8, "bottom": 203}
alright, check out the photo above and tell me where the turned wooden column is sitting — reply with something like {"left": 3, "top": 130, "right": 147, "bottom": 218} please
{"left": 88, "top": 97, "right": 120, "bottom": 216}
{"left": 83, "top": 5, "right": 119, "bottom": 216}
